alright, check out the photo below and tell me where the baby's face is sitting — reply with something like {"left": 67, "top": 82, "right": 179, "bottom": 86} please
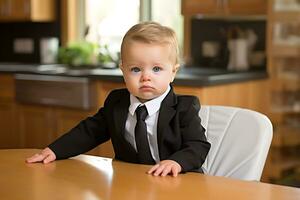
{"left": 120, "top": 41, "right": 178, "bottom": 103}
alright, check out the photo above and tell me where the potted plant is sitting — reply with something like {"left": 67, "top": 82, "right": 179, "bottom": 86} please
{"left": 57, "top": 41, "right": 117, "bottom": 69}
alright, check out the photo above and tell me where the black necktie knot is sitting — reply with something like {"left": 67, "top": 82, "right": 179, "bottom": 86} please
{"left": 135, "top": 105, "right": 148, "bottom": 121}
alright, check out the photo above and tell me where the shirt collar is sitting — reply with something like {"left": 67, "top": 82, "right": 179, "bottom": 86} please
{"left": 129, "top": 85, "right": 171, "bottom": 117}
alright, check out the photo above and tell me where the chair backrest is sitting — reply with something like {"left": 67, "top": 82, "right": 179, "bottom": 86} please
{"left": 199, "top": 106, "right": 273, "bottom": 181}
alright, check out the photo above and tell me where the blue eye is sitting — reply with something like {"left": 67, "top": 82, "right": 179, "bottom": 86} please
{"left": 153, "top": 66, "right": 161, "bottom": 72}
{"left": 130, "top": 67, "right": 140, "bottom": 72}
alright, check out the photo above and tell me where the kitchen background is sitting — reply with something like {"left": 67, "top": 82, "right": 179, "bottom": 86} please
{"left": 0, "top": 0, "right": 61, "bottom": 63}
{"left": 0, "top": 0, "right": 299, "bottom": 187}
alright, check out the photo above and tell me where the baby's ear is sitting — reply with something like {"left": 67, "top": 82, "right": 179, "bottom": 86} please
{"left": 171, "top": 64, "right": 180, "bottom": 82}
{"left": 173, "top": 64, "right": 180, "bottom": 73}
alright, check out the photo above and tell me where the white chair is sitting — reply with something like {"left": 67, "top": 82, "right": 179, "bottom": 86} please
{"left": 199, "top": 106, "right": 273, "bottom": 181}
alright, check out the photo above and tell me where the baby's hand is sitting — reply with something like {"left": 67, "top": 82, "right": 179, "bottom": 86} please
{"left": 147, "top": 160, "right": 182, "bottom": 177}
{"left": 26, "top": 147, "right": 56, "bottom": 164}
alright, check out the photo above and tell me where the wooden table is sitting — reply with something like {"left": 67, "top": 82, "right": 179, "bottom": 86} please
{"left": 1, "top": 149, "right": 299, "bottom": 200}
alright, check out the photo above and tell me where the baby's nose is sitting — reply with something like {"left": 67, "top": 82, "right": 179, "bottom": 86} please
{"left": 141, "top": 71, "right": 151, "bottom": 81}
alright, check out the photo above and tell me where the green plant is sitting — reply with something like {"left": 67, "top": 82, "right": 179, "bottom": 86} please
{"left": 98, "top": 44, "right": 115, "bottom": 64}
{"left": 57, "top": 41, "right": 98, "bottom": 67}
{"left": 58, "top": 41, "right": 117, "bottom": 68}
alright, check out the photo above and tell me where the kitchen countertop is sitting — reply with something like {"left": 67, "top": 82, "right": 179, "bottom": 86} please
{"left": 0, "top": 63, "right": 268, "bottom": 86}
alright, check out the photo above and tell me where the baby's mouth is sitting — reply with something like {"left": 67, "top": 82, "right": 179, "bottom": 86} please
{"left": 140, "top": 85, "right": 153, "bottom": 89}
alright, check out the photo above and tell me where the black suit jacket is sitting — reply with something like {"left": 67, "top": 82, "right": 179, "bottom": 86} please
{"left": 49, "top": 87, "right": 211, "bottom": 172}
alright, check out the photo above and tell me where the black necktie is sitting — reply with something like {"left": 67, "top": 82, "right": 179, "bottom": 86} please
{"left": 135, "top": 105, "right": 155, "bottom": 164}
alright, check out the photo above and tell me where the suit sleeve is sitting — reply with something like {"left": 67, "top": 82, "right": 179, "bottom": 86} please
{"left": 48, "top": 94, "right": 114, "bottom": 160}
{"left": 168, "top": 97, "right": 211, "bottom": 172}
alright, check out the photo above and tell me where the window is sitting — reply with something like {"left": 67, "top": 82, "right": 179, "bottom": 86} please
{"left": 85, "top": 0, "right": 140, "bottom": 54}
{"left": 84, "top": 0, "right": 183, "bottom": 59}
{"left": 151, "top": 0, "right": 183, "bottom": 59}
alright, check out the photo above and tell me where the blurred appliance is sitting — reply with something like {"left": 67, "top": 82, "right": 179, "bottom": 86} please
{"left": 15, "top": 74, "right": 97, "bottom": 110}
{"left": 40, "top": 37, "right": 59, "bottom": 64}
{"left": 190, "top": 18, "right": 266, "bottom": 70}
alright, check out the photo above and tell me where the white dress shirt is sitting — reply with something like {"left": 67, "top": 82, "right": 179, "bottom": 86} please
{"left": 124, "top": 86, "right": 171, "bottom": 163}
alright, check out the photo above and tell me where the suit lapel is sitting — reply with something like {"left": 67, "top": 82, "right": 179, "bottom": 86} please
{"left": 113, "top": 91, "right": 130, "bottom": 142}
{"left": 157, "top": 87, "right": 177, "bottom": 154}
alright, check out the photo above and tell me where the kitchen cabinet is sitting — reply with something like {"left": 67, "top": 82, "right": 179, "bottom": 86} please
{"left": 181, "top": 0, "right": 267, "bottom": 15}
{"left": 226, "top": 0, "right": 267, "bottom": 15}
{"left": 54, "top": 107, "right": 114, "bottom": 158}
{"left": 0, "top": 74, "right": 15, "bottom": 101}
{"left": 0, "top": 0, "right": 55, "bottom": 22}
{"left": 264, "top": 0, "right": 300, "bottom": 186}
{"left": 182, "top": 0, "right": 221, "bottom": 15}
{"left": 54, "top": 108, "right": 95, "bottom": 138}
{"left": 17, "top": 104, "right": 55, "bottom": 148}
{"left": 14, "top": 102, "right": 115, "bottom": 157}
{"left": 0, "top": 74, "right": 19, "bottom": 148}
{"left": 0, "top": 102, "right": 17, "bottom": 148}
{"left": 174, "top": 79, "right": 270, "bottom": 116}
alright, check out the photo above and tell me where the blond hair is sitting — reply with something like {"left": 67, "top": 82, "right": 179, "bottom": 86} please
{"left": 120, "top": 22, "right": 179, "bottom": 65}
